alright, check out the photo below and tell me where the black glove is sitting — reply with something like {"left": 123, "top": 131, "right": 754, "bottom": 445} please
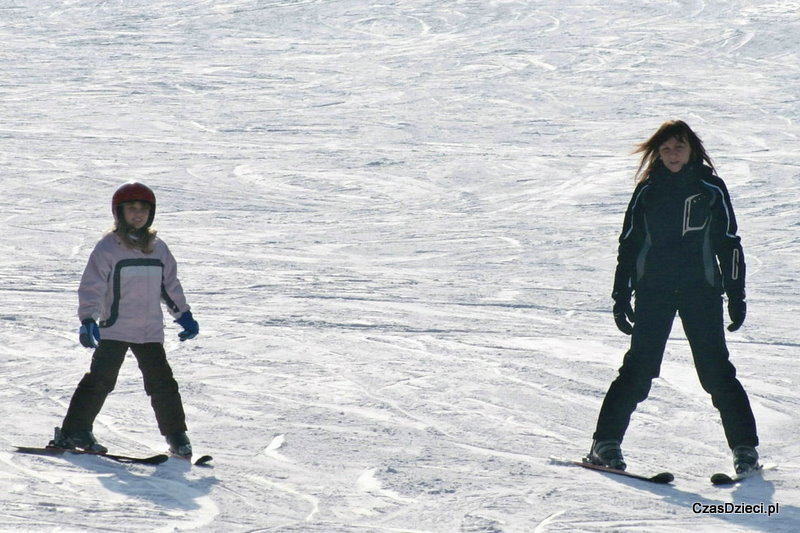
{"left": 79, "top": 318, "right": 100, "bottom": 348}
{"left": 727, "top": 297, "right": 746, "bottom": 332}
{"left": 613, "top": 298, "right": 635, "bottom": 335}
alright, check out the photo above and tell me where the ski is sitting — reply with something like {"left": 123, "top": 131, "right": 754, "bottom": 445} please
{"left": 194, "top": 454, "right": 213, "bottom": 466}
{"left": 550, "top": 456, "right": 674, "bottom": 484}
{"left": 171, "top": 452, "right": 214, "bottom": 466}
{"left": 711, "top": 464, "right": 775, "bottom": 485}
{"left": 15, "top": 445, "right": 169, "bottom": 465}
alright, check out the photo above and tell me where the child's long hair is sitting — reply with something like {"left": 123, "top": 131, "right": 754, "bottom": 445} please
{"left": 114, "top": 219, "right": 157, "bottom": 253}
{"left": 634, "top": 120, "right": 716, "bottom": 182}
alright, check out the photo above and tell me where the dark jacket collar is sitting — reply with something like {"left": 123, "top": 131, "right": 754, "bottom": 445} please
{"left": 649, "top": 160, "right": 712, "bottom": 189}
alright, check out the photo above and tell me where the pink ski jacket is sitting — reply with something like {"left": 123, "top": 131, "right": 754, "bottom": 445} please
{"left": 78, "top": 232, "right": 190, "bottom": 344}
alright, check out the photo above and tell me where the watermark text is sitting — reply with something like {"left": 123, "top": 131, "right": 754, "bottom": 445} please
{"left": 692, "top": 502, "right": 780, "bottom": 517}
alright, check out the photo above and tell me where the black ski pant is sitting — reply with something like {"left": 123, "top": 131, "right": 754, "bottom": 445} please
{"left": 62, "top": 340, "right": 187, "bottom": 436}
{"left": 593, "top": 286, "right": 758, "bottom": 449}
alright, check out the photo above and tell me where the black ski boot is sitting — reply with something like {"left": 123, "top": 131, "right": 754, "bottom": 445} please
{"left": 166, "top": 431, "right": 192, "bottom": 457}
{"left": 587, "top": 439, "right": 626, "bottom": 470}
{"left": 51, "top": 427, "right": 108, "bottom": 453}
{"left": 733, "top": 445, "right": 759, "bottom": 474}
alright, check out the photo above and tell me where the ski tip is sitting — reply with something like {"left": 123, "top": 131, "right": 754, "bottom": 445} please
{"left": 650, "top": 472, "right": 674, "bottom": 484}
{"left": 169, "top": 453, "right": 213, "bottom": 466}
{"left": 710, "top": 464, "right": 773, "bottom": 485}
{"left": 711, "top": 472, "right": 736, "bottom": 485}
{"left": 194, "top": 455, "right": 213, "bottom": 466}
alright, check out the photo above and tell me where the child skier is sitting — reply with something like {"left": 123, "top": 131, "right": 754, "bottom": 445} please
{"left": 588, "top": 120, "right": 759, "bottom": 474}
{"left": 52, "top": 181, "right": 199, "bottom": 457}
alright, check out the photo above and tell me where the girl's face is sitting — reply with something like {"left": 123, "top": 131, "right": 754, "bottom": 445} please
{"left": 122, "top": 201, "right": 151, "bottom": 229}
{"left": 658, "top": 136, "right": 692, "bottom": 173}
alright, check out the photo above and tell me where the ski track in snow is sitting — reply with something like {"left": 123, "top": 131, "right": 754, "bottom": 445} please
{"left": 1, "top": 0, "right": 799, "bottom": 531}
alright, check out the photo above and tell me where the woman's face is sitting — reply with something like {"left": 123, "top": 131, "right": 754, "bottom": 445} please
{"left": 658, "top": 136, "right": 692, "bottom": 173}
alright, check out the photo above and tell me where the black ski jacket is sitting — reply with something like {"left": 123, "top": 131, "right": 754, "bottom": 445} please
{"left": 612, "top": 161, "right": 745, "bottom": 300}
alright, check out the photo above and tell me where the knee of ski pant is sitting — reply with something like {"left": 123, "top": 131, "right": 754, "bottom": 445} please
{"left": 630, "top": 379, "right": 654, "bottom": 404}
{"left": 701, "top": 378, "right": 746, "bottom": 404}
{"left": 142, "top": 373, "right": 180, "bottom": 396}
{"left": 615, "top": 366, "right": 657, "bottom": 404}
{"left": 617, "top": 355, "right": 661, "bottom": 385}
{"left": 696, "top": 360, "right": 739, "bottom": 396}
{"left": 619, "top": 346, "right": 663, "bottom": 379}
{"left": 134, "top": 350, "right": 179, "bottom": 396}
{"left": 77, "top": 371, "right": 119, "bottom": 395}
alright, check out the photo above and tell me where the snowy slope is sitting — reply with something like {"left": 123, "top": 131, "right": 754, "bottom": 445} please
{"left": 1, "top": 0, "right": 799, "bottom": 531}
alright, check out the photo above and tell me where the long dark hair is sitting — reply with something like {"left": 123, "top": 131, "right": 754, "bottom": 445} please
{"left": 634, "top": 120, "right": 715, "bottom": 182}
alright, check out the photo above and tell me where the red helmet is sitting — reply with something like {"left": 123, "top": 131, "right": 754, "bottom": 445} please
{"left": 112, "top": 182, "right": 156, "bottom": 227}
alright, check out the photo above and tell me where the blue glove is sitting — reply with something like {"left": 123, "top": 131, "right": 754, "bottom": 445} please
{"left": 79, "top": 318, "right": 100, "bottom": 348}
{"left": 175, "top": 311, "right": 199, "bottom": 341}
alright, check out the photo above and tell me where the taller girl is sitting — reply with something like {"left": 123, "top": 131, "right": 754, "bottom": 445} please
{"left": 588, "top": 121, "right": 759, "bottom": 474}
{"left": 53, "top": 182, "right": 199, "bottom": 458}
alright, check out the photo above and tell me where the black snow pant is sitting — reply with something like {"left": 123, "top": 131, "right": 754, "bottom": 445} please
{"left": 62, "top": 340, "right": 187, "bottom": 436}
{"left": 593, "top": 286, "right": 758, "bottom": 449}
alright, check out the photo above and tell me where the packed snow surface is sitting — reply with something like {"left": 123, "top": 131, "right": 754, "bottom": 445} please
{"left": 1, "top": 1, "right": 799, "bottom": 531}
